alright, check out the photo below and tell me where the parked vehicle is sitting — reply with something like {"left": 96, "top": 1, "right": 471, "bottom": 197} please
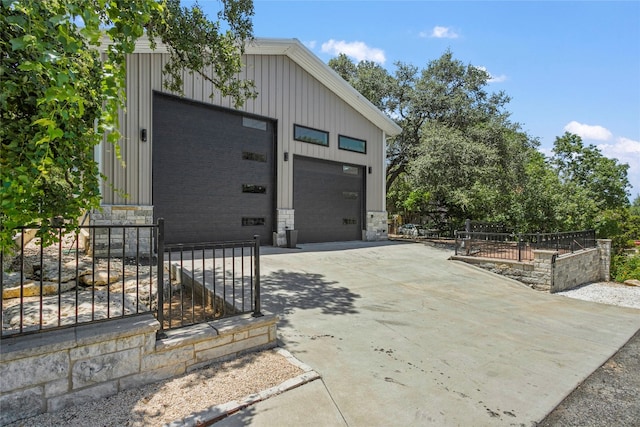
{"left": 398, "top": 223, "right": 420, "bottom": 236}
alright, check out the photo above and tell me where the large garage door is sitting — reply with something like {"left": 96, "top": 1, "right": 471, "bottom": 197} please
{"left": 293, "top": 156, "right": 364, "bottom": 243}
{"left": 152, "top": 93, "right": 275, "bottom": 245}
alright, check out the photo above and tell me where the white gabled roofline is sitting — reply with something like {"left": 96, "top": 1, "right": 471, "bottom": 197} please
{"left": 246, "top": 39, "right": 401, "bottom": 136}
{"left": 126, "top": 36, "right": 401, "bottom": 136}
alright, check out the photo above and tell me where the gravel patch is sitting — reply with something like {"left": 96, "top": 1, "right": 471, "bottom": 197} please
{"left": 6, "top": 348, "right": 317, "bottom": 427}
{"left": 556, "top": 281, "right": 640, "bottom": 310}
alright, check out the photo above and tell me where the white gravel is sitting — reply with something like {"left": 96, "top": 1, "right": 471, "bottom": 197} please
{"left": 556, "top": 281, "right": 640, "bottom": 310}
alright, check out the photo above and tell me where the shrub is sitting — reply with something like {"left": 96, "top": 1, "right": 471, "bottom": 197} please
{"left": 611, "top": 253, "right": 640, "bottom": 282}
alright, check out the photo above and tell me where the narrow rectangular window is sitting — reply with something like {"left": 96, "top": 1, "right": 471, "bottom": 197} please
{"left": 242, "top": 217, "right": 265, "bottom": 226}
{"left": 242, "top": 184, "right": 267, "bottom": 194}
{"left": 338, "top": 135, "right": 366, "bottom": 154}
{"left": 242, "top": 117, "right": 267, "bottom": 131}
{"left": 342, "top": 191, "right": 358, "bottom": 200}
{"left": 294, "top": 124, "right": 329, "bottom": 146}
{"left": 242, "top": 151, "right": 267, "bottom": 162}
{"left": 342, "top": 165, "right": 359, "bottom": 175}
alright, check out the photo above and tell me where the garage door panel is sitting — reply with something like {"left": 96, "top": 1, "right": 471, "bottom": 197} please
{"left": 152, "top": 94, "right": 274, "bottom": 245}
{"left": 293, "top": 156, "right": 364, "bottom": 243}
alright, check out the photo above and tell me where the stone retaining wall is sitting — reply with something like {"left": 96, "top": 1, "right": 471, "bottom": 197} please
{"left": 451, "top": 239, "right": 612, "bottom": 293}
{"left": 0, "top": 313, "right": 277, "bottom": 425}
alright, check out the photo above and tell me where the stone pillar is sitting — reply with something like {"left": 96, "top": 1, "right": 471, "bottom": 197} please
{"left": 274, "top": 209, "right": 295, "bottom": 247}
{"left": 597, "top": 239, "right": 612, "bottom": 282}
{"left": 89, "top": 206, "right": 154, "bottom": 257}
{"left": 532, "top": 249, "right": 558, "bottom": 292}
{"left": 365, "top": 211, "right": 388, "bottom": 241}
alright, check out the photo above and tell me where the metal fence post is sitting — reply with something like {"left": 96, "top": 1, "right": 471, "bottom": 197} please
{"left": 252, "top": 235, "right": 263, "bottom": 317}
{"left": 156, "top": 218, "right": 165, "bottom": 335}
{"left": 517, "top": 234, "right": 522, "bottom": 262}
{"left": 454, "top": 230, "right": 459, "bottom": 255}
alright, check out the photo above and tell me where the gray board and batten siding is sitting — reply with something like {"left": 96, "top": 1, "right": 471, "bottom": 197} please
{"left": 98, "top": 38, "right": 401, "bottom": 244}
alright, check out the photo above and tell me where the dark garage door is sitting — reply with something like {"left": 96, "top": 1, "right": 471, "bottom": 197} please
{"left": 293, "top": 156, "right": 364, "bottom": 243}
{"left": 152, "top": 93, "right": 275, "bottom": 244}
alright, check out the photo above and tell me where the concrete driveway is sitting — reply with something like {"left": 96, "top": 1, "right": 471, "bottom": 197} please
{"left": 217, "top": 241, "right": 640, "bottom": 426}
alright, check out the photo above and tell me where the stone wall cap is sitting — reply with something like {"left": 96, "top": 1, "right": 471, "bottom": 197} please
{"left": 450, "top": 255, "right": 534, "bottom": 267}
{"left": 532, "top": 249, "right": 559, "bottom": 255}
{"left": 155, "top": 323, "right": 218, "bottom": 351}
{"left": 1, "top": 314, "right": 159, "bottom": 361}
{"left": 213, "top": 312, "right": 278, "bottom": 336}
{"left": 75, "top": 314, "right": 159, "bottom": 346}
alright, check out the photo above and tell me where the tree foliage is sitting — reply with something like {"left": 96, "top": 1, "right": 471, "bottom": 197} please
{"left": 385, "top": 51, "right": 514, "bottom": 192}
{"left": 328, "top": 53, "right": 392, "bottom": 110}
{"left": 329, "top": 51, "right": 632, "bottom": 238}
{"left": 551, "top": 132, "right": 630, "bottom": 212}
{"left": 0, "top": 0, "right": 255, "bottom": 251}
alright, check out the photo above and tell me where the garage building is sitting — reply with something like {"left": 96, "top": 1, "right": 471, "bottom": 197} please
{"left": 94, "top": 38, "right": 401, "bottom": 246}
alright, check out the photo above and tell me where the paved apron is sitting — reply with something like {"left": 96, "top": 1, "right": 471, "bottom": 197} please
{"left": 213, "top": 241, "right": 640, "bottom": 426}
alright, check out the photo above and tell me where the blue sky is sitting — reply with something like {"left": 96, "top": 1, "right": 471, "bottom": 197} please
{"left": 186, "top": 0, "right": 640, "bottom": 199}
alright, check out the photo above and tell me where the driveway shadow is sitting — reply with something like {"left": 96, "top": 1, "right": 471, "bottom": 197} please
{"left": 260, "top": 269, "right": 360, "bottom": 328}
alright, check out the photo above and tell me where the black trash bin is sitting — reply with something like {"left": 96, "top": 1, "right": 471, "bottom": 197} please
{"left": 285, "top": 229, "right": 298, "bottom": 248}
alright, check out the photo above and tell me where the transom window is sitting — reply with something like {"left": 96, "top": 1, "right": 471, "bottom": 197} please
{"left": 338, "top": 135, "right": 366, "bottom": 154}
{"left": 294, "top": 124, "right": 329, "bottom": 146}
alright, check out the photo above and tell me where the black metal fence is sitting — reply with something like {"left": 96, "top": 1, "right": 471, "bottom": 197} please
{"left": 454, "top": 230, "right": 597, "bottom": 261}
{"left": 1, "top": 219, "right": 261, "bottom": 339}
{"left": 157, "top": 220, "right": 261, "bottom": 334}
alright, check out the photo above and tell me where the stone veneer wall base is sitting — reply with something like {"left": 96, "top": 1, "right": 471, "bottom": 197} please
{"left": 0, "top": 313, "right": 277, "bottom": 425}
{"left": 88, "top": 206, "right": 154, "bottom": 257}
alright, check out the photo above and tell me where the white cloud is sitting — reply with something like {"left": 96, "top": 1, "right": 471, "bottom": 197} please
{"left": 488, "top": 74, "right": 507, "bottom": 83}
{"left": 304, "top": 40, "right": 317, "bottom": 49}
{"left": 475, "top": 66, "right": 507, "bottom": 83}
{"left": 563, "top": 121, "right": 612, "bottom": 141}
{"left": 598, "top": 137, "right": 640, "bottom": 194}
{"left": 320, "top": 39, "right": 386, "bottom": 64}
{"left": 429, "top": 26, "right": 459, "bottom": 39}
{"left": 598, "top": 137, "right": 640, "bottom": 170}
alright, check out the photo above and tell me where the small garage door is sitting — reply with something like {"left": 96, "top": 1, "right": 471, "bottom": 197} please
{"left": 293, "top": 156, "right": 364, "bottom": 243}
{"left": 152, "top": 93, "right": 275, "bottom": 245}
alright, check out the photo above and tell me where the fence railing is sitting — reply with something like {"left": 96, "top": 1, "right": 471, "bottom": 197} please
{"left": 1, "top": 224, "right": 157, "bottom": 338}
{"left": 1, "top": 219, "right": 261, "bottom": 339}
{"left": 158, "top": 224, "right": 261, "bottom": 334}
{"left": 454, "top": 230, "right": 596, "bottom": 261}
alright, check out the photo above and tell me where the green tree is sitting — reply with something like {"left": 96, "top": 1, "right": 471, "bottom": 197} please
{"left": 551, "top": 132, "right": 630, "bottom": 213}
{"left": 385, "top": 51, "right": 513, "bottom": 192}
{"left": 328, "top": 53, "right": 392, "bottom": 110}
{"left": 0, "top": 0, "right": 255, "bottom": 251}
{"left": 632, "top": 195, "right": 640, "bottom": 215}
